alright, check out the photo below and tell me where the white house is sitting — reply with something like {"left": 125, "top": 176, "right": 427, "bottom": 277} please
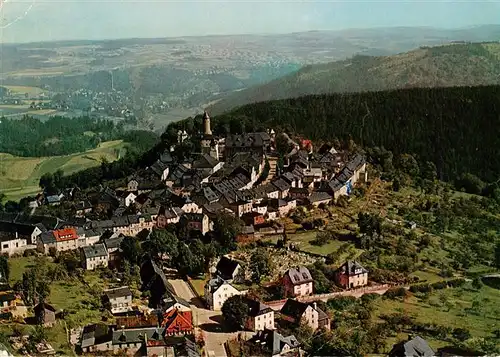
{"left": 204, "top": 277, "right": 244, "bottom": 310}
{"left": 103, "top": 287, "right": 133, "bottom": 314}
{"left": 81, "top": 243, "right": 109, "bottom": 270}
{"left": 245, "top": 299, "right": 275, "bottom": 331}
{"left": 0, "top": 236, "right": 27, "bottom": 256}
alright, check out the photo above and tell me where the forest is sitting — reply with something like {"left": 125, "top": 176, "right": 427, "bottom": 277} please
{"left": 0, "top": 115, "right": 156, "bottom": 157}
{"left": 207, "top": 85, "right": 500, "bottom": 183}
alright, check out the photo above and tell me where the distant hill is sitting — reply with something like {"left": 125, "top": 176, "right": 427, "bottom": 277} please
{"left": 206, "top": 85, "right": 500, "bottom": 182}
{"left": 209, "top": 42, "right": 500, "bottom": 114}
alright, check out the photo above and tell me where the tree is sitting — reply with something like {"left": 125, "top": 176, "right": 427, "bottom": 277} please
{"left": 221, "top": 295, "right": 249, "bottom": 330}
{"left": 0, "top": 256, "right": 9, "bottom": 282}
{"left": 250, "top": 249, "right": 272, "bottom": 283}
{"left": 175, "top": 242, "right": 197, "bottom": 276}
{"left": 495, "top": 241, "right": 500, "bottom": 269}
{"left": 120, "top": 236, "right": 143, "bottom": 265}
{"left": 357, "top": 213, "right": 382, "bottom": 236}
{"left": 22, "top": 268, "right": 49, "bottom": 305}
{"left": 212, "top": 213, "right": 243, "bottom": 253}
{"left": 471, "top": 277, "right": 483, "bottom": 290}
{"left": 144, "top": 229, "right": 179, "bottom": 260}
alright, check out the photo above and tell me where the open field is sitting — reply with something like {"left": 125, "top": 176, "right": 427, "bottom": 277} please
{"left": 374, "top": 284, "right": 500, "bottom": 349}
{"left": 189, "top": 278, "right": 206, "bottom": 297}
{"left": 1, "top": 85, "right": 49, "bottom": 96}
{"left": 0, "top": 140, "right": 126, "bottom": 201}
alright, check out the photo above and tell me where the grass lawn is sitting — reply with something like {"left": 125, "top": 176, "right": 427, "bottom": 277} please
{"left": 190, "top": 278, "right": 206, "bottom": 297}
{"left": 1, "top": 85, "right": 48, "bottom": 96}
{"left": 374, "top": 285, "right": 500, "bottom": 343}
{"left": 0, "top": 140, "right": 126, "bottom": 201}
{"left": 263, "top": 231, "right": 362, "bottom": 259}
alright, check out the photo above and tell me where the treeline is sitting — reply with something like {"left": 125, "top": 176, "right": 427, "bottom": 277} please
{"left": 208, "top": 85, "right": 500, "bottom": 182}
{"left": 0, "top": 115, "right": 122, "bottom": 157}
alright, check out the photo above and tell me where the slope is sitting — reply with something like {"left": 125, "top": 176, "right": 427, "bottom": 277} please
{"left": 209, "top": 42, "right": 500, "bottom": 114}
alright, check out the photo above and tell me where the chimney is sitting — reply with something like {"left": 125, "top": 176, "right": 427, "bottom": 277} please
{"left": 313, "top": 302, "right": 317, "bottom": 310}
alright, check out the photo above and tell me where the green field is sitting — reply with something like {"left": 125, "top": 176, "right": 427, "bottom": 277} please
{"left": 374, "top": 284, "right": 500, "bottom": 351}
{"left": 1, "top": 85, "right": 50, "bottom": 96}
{"left": 0, "top": 140, "right": 126, "bottom": 201}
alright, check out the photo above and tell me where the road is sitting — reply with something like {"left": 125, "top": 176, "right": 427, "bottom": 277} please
{"left": 169, "top": 278, "right": 252, "bottom": 357}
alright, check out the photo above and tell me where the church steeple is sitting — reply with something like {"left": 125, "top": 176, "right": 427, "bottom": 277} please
{"left": 202, "top": 111, "right": 212, "bottom": 136}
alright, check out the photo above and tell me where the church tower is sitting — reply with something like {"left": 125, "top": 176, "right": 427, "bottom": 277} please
{"left": 203, "top": 111, "right": 212, "bottom": 136}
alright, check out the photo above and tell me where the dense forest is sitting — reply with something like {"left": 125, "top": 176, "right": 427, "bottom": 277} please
{"left": 0, "top": 116, "right": 157, "bottom": 157}
{"left": 207, "top": 85, "right": 500, "bottom": 182}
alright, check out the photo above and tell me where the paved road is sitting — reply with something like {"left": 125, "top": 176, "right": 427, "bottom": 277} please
{"left": 169, "top": 278, "right": 247, "bottom": 357}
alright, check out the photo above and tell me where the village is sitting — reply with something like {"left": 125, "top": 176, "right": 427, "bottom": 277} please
{"left": 0, "top": 112, "right": 474, "bottom": 357}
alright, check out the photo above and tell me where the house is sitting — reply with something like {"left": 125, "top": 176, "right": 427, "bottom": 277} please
{"left": 192, "top": 153, "right": 224, "bottom": 175}
{"left": 0, "top": 235, "right": 27, "bottom": 256}
{"left": 249, "top": 329, "right": 300, "bottom": 357}
{"left": 229, "top": 200, "right": 253, "bottom": 217}
{"left": 156, "top": 206, "right": 183, "bottom": 228}
{"left": 180, "top": 213, "right": 212, "bottom": 235}
{"left": 149, "top": 160, "right": 170, "bottom": 182}
{"left": 0, "top": 292, "right": 16, "bottom": 311}
{"left": 46, "top": 193, "right": 64, "bottom": 206}
{"left": 388, "top": 336, "right": 435, "bottom": 357}
{"left": 335, "top": 260, "right": 368, "bottom": 289}
{"left": 103, "top": 235, "right": 124, "bottom": 268}
{"left": 268, "top": 199, "right": 297, "bottom": 218}
{"left": 75, "top": 200, "right": 93, "bottom": 217}
{"left": 245, "top": 298, "right": 274, "bottom": 331}
{"left": 204, "top": 277, "right": 243, "bottom": 310}
{"left": 327, "top": 154, "right": 367, "bottom": 200}
{"left": 225, "top": 132, "right": 271, "bottom": 159}
{"left": 215, "top": 256, "right": 243, "bottom": 283}
{"left": 80, "top": 324, "right": 113, "bottom": 353}
{"left": 103, "top": 287, "right": 133, "bottom": 314}
{"left": 280, "top": 300, "right": 330, "bottom": 331}
{"left": 0, "top": 221, "right": 43, "bottom": 245}
{"left": 161, "top": 296, "right": 193, "bottom": 336}
{"left": 252, "top": 184, "right": 280, "bottom": 200}
{"left": 287, "top": 187, "right": 309, "bottom": 200}
{"left": 241, "top": 212, "right": 265, "bottom": 226}
{"left": 283, "top": 267, "right": 313, "bottom": 297}
{"left": 307, "top": 192, "right": 332, "bottom": 207}
{"left": 76, "top": 228, "right": 101, "bottom": 248}
{"left": 37, "top": 228, "right": 79, "bottom": 254}
{"left": 272, "top": 179, "right": 291, "bottom": 199}
{"left": 34, "top": 302, "right": 56, "bottom": 326}
{"left": 81, "top": 243, "right": 109, "bottom": 270}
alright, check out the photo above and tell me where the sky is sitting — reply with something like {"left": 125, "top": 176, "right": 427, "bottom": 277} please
{"left": 0, "top": 0, "right": 499, "bottom": 43}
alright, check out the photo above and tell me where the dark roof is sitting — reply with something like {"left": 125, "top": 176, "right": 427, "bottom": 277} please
{"left": 285, "top": 266, "right": 313, "bottom": 285}
{"left": 246, "top": 298, "right": 272, "bottom": 317}
{"left": 225, "top": 132, "right": 270, "bottom": 149}
{"left": 280, "top": 299, "right": 308, "bottom": 320}
{"left": 192, "top": 153, "right": 220, "bottom": 169}
{"left": 272, "top": 178, "right": 291, "bottom": 192}
{"left": 104, "top": 236, "right": 124, "bottom": 250}
{"left": 338, "top": 260, "right": 368, "bottom": 276}
{"left": 39, "top": 231, "right": 56, "bottom": 244}
{"left": 104, "top": 286, "right": 132, "bottom": 300}
{"left": 162, "top": 294, "right": 191, "bottom": 310}
{"left": 82, "top": 243, "right": 108, "bottom": 259}
{"left": 249, "top": 329, "right": 299, "bottom": 356}
{"left": 389, "top": 336, "right": 435, "bottom": 357}
{"left": 81, "top": 323, "right": 112, "bottom": 348}
{"left": 34, "top": 302, "right": 56, "bottom": 313}
{"left": 308, "top": 191, "right": 332, "bottom": 203}
{"left": 0, "top": 293, "right": 15, "bottom": 304}
{"left": 216, "top": 256, "right": 240, "bottom": 280}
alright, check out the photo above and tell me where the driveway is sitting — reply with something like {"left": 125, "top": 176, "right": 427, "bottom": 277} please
{"left": 169, "top": 278, "right": 236, "bottom": 357}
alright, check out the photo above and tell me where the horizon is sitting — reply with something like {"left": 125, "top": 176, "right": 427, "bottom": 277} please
{"left": 1, "top": 0, "right": 499, "bottom": 44}
{"left": 2, "top": 23, "right": 500, "bottom": 46}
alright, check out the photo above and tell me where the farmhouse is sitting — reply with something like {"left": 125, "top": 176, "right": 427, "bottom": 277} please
{"left": 245, "top": 298, "right": 275, "bottom": 331}
{"left": 335, "top": 260, "right": 369, "bottom": 289}
{"left": 204, "top": 277, "right": 243, "bottom": 311}
{"left": 103, "top": 287, "right": 133, "bottom": 315}
{"left": 283, "top": 266, "right": 314, "bottom": 297}
{"left": 280, "top": 299, "right": 330, "bottom": 331}
{"left": 81, "top": 243, "right": 109, "bottom": 270}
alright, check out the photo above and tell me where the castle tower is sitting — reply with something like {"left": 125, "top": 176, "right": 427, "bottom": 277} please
{"left": 202, "top": 111, "right": 212, "bottom": 136}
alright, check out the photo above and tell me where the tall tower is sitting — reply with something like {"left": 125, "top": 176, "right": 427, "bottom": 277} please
{"left": 202, "top": 111, "right": 212, "bottom": 136}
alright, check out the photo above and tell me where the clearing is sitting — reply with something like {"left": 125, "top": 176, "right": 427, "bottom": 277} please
{"left": 0, "top": 140, "right": 126, "bottom": 201}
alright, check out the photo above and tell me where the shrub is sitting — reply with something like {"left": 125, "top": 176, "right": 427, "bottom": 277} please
{"left": 384, "top": 287, "right": 408, "bottom": 299}
{"left": 327, "top": 296, "right": 357, "bottom": 311}
{"left": 447, "top": 278, "right": 466, "bottom": 288}
{"left": 452, "top": 327, "right": 471, "bottom": 341}
{"left": 431, "top": 281, "right": 448, "bottom": 290}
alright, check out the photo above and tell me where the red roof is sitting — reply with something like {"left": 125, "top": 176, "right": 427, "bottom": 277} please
{"left": 53, "top": 228, "right": 78, "bottom": 242}
{"left": 162, "top": 309, "right": 192, "bottom": 333}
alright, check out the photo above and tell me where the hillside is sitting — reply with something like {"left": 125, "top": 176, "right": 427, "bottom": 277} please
{"left": 209, "top": 42, "right": 500, "bottom": 114}
{"left": 206, "top": 85, "right": 500, "bottom": 182}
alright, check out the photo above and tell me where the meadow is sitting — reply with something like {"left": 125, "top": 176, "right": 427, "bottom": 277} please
{"left": 0, "top": 140, "right": 126, "bottom": 201}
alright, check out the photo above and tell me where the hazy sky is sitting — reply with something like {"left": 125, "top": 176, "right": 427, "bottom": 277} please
{"left": 0, "top": 0, "right": 499, "bottom": 43}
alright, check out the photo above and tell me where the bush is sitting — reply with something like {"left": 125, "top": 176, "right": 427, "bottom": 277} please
{"left": 431, "top": 281, "right": 448, "bottom": 290}
{"left": 409, "top": 283, "right": 433, "bottom": 294}
{"left": 452, "top": 327, "right": 471, "bottom": 341}
{"left": 384, "top": 287, "right": 408, "bottom": 299}
{"left": 447, "top": 278, "right": 466, "bottom": 288}
{"left": 327, "top": 296, "right": 357, "bottom": 311}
